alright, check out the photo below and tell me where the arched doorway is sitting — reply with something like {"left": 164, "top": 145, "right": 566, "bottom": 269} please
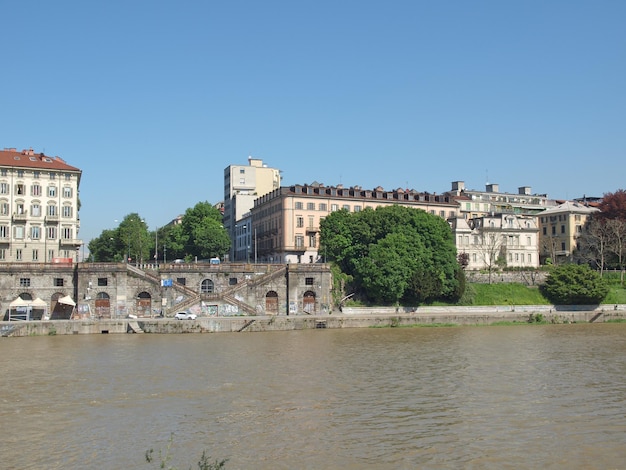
{"left": 136, "top": 291, "right": 152, "bottom": 317}
{"left": 95, "top": 292, "right": 111, "bottom": 319}
{"left": 303, "top": 290, "right": 316, "bottom": 314}
{"left": 201, "top": 279, "right": 215, "bottom": 294}
{"left": 265, "top": 291, "right": 279, "bottom": 314}
{"left": 50, "top": 292, "right": 73, "bottom": 320}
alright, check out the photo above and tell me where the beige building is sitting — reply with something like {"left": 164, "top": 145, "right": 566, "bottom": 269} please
{"left": 538, "top": 201, "right": 599, "bottom": 263}
{"left": 251, "top": 183, "right": 461, "bottom": 264}
{"left": 447, "top": 181, "right": 555, "bottom": 219}
{"left": 450, "top": 213, "right": 540, "bottom": 270}
{"left": 223, "top": 157, "right": 280, "bottom": 261}
{"left": 0, "top": 148, "right": 82, "bottom": 263}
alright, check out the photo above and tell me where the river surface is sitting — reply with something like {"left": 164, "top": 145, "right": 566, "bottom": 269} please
{"left": 1, "top": 323, "right": 625, "bottom": 469}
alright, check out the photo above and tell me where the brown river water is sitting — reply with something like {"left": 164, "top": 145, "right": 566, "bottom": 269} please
{"left": 1, "top": 323, "right": 625, "bottom": 469}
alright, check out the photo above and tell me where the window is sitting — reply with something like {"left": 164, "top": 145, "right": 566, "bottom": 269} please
{"left": 295, "top": 235, "right": 304, "bottom": 248}
{"left": 47, "top": 227, "right": 57, "bottom": 239}
{"left": 16, "top": 183, "right": 25, "bottom": 195}
{"left": 0, "top": 225, "right": 10, "bottom": 238}
{"left": 305, "top": 277, "right": 314, "bottom": 285}
{"left": 62, "top": 227, "right": 73, "bottom": 239}
{"left": 527, "top": 236, "right": 531, "bottom": 246}
{"left": 176, "top": 278, "right": 186, "bottom": 286}
{"left": 54, "top": 278, "right": 64, "bottom": 287}
{"left": 551, "top": 226, "right": 556, "bottom": 235}
{"left": 561, "top": 225, "right": 565, "bottom": 234}
{"left": 62, "top": 205, "right": 73, "bottom": 218}
{"left": 63, "top": 187, "right": 72, "bottom": 198}
{"left": 354, "top": 205, "right": 362, "bottom": 212}
{"left": 0, "top": 183, "right": 8, "bottom": 194}
{"left": 0, "top": 249, "right": 5, "bottom": 260}
{"left": 296, "top": 216, "right": 304, "bottom": 228}
{"left": 543, "top": 227, "right": 547, "bottom": 235}
{"left": 239, "top": 168, "right": 245, "bottom": 174}
{"left": 16, "top": 202, "right": 25, "bottom": 214}
{"left": 308, "top": 216, "right": 314, "bottom": 228}
{"left": 47, "top": 249, "right": 54, "bottom": 261}
{"left": 32, "top": 184, "right": 42, "bottom": 196}
{"left": 14, "top": 225, "right": 25, "bottom": 239}
{"left": 342, "top": 204, "right": 350, "bottom": 211}
{"left": 295, "top": 201, "right": 303, "bottom": 210}
{"left": 319, "top": 203, "right": 327, "bottom": 211}
{"left": 98, "top": 278, "right": 108, "bottom": 286}
{"left": 201, "top": 279, "right": 214, "bottom": 294}
{"left": 20, "top": 277, "right": 31, "bottom": 287}
{"left": 48, "top": 186, "right": 57, "bottom": 197}
{"left": 64, "top": 173, "right": 71, "bottom": 181}
{"left": 49, "top": 172, "right": 55, "bottom": 180}
{"left": 31, "top": 226, "right": 41, "bottom": 239}
{"left": 32, "top": 250, "right": 38, "bottom": 261}
{"left": 33, "top": 171, "right": 40, "bottom": 179}
{"left": 47, "top": 205, "right": 57, "bottom": 216}
{"left": 528, "top": 254, "right": 532, "bottom": 263}
{"left": 31, "top": 204, "right": 41, "bottom": 217}
{"left": 229, "top": 277, "right": 238, "bottom": 285}
{"left": 17, "top": 170, "right": 24, "bottom": 177}
{"left": 0, "top": 201, "right": 8, "bottom": 215}
{"left": 561, "top": 242, "right": 566, "bottom": 250}
{"left": 307, "top": 202, "right": 315, "bottom": 210}
{"left": 472, "top": 253, "right": 477, "bottom": 262}
{"left": 15, "top": 248, "right": 22, "bottom": 261}
{"left": 331, "top": 204, "right": 338, "bottom": 211}
{"left": 308, "top": 234, "right": 316, "bottom": 247}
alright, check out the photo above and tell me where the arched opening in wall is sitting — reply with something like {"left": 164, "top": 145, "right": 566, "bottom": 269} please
{"left": 136, "top": 291, "right": 152, "bottom": 317}
{"left": 265, "top": 290, "right": 279, "bottom": 314}
{"left": 95, "top": 292, "right": 111, "bottom": 319}
{"left": 50, "top": 292, "right": 73, "bottom": 320}
{"left": 201, "top": 279, "right": 214, "bottom": 294}
{"left": 303, "top": 290, "right": 316, "bottom": 314}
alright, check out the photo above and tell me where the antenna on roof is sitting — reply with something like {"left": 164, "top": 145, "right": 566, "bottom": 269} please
{"left": 485, "top": 169, "right": 489, "bottom": 185}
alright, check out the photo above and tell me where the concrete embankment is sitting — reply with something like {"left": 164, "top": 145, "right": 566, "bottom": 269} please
{"left": 2, "top": 305, "right": 625, "bottom": 337}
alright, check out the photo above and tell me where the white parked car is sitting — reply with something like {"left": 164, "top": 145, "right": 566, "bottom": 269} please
{"left": 174, "top": 312, "right": 197, "bottom": 320}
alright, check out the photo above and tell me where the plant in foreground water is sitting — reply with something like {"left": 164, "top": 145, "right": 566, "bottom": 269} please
{"left": 145, "top": 433, "right": 228, "bottom": 470}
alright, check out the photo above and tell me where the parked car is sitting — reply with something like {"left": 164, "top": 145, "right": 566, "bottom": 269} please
{"left": 174, "top": 312, "right": 197, "bottom": 320}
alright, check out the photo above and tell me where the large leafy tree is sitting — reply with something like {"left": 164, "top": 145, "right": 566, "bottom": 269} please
{"left": 597, "top": 189, "right": 626, "bottom": 220}
{"left": 177, "top": 201, "right": 230, "bottom": 260}
{"left": 540, "top": 264, "right": 609, "bottom": 305}
{"left": 320, "top": 204, "right": 462, "bottom": 305}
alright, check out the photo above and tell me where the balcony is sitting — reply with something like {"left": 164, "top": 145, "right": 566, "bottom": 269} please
{"left": 12, "top": 211, "right": 27, "bottom": 222}
{"left": 59, "top": 238, "right": 83, "bottom": 248}
{"left": 45, "top": 214, "right": 59, "bottom": 222}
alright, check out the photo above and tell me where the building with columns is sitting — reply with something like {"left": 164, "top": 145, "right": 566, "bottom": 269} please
{"left": 0, "top": 148, "right": 82, "bottom": 263}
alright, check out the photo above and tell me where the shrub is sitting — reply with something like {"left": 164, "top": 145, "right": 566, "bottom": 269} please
{"left": 540, "top": 264, "right": 609, "bottom": 305}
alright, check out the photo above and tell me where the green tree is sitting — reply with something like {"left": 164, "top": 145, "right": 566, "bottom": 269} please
{"left": 88, "top": 228, "right": 122, "bottom": 262}
{"left": 540, "top": 264, "right": 609, "bottom": 305}
{"left": 320, "top": 205, "right": 462, "bottom": 305}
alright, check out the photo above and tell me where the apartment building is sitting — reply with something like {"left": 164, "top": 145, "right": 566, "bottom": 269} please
{"left": 251, "top": 183, "right": 461, "bottom": 264}
{"left": 447, "top": 181, "right": 555, "bottom": 219}
{"left": 538, "top": 201, "right": 599, "bottom": 263}
{"left": 223, "top": 157, "right": 280, "bottom": 260}
{"left": 450, "top": 213, "right": 540, "bottom": 270}
{"left": 0, "top": 148, "right": 82, "bottom": 263}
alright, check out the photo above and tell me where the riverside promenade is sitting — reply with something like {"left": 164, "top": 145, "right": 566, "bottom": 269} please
{"left": 2, "top": 304, "right": 626, "bottom": 337}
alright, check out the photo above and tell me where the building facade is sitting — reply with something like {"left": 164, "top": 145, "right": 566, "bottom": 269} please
{"left": 447, "top": 181, "right": 555, "bottom": 219}
{"left": 0, "top": 148, "right": 82, "bottom": 263}
{"left": 223, "top": 157, "right": 281, "bottom": 261}
{"left": 450, "top": 213, "right": 540, "bottom": 271}
{"left": 251, "top": 183, "right": 461, "bottom": 264}
{"left": 538, "top": 201, "right": 599, "bottom": 263}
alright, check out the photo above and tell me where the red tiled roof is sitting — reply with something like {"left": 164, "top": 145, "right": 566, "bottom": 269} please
{"left": 0, "top": 148, "right": 81, "bottom": 172}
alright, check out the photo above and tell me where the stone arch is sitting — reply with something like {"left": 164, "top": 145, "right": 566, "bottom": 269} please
{"left": 303, "top": 290, "right": 316, "bottom": 314}
{"left": 265, "top": 290, "right": 279, "bottom": 314}
{"left": 136, "top": 291, "right": 152, "bottom": 317}
{"left": 95, "top": 292, "right": 111, "bottom": 319}
{"left": 50, "top": 292, "right": 72, "bottom": 320}
{"left": 201, "top": 279, "right": 215, "bottom": 294}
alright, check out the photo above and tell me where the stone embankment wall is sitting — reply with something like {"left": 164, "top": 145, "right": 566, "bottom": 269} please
{"left": 2, "top": 305, "right": 625, "bottom": 337}
{"left": 465, "top": 270, "right": 547, "bottom": 285}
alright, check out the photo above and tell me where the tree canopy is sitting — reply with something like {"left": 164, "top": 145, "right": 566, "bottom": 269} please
{"left": 320, "top": 205, "right": 463, "bottom": 305}
{"left": 88, "top": 202, "right": 230, "bottom": 263}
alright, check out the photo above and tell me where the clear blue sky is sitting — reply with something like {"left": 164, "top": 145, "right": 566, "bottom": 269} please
{"left": 2, "top": 0, "right": 625, "bottom": 245}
